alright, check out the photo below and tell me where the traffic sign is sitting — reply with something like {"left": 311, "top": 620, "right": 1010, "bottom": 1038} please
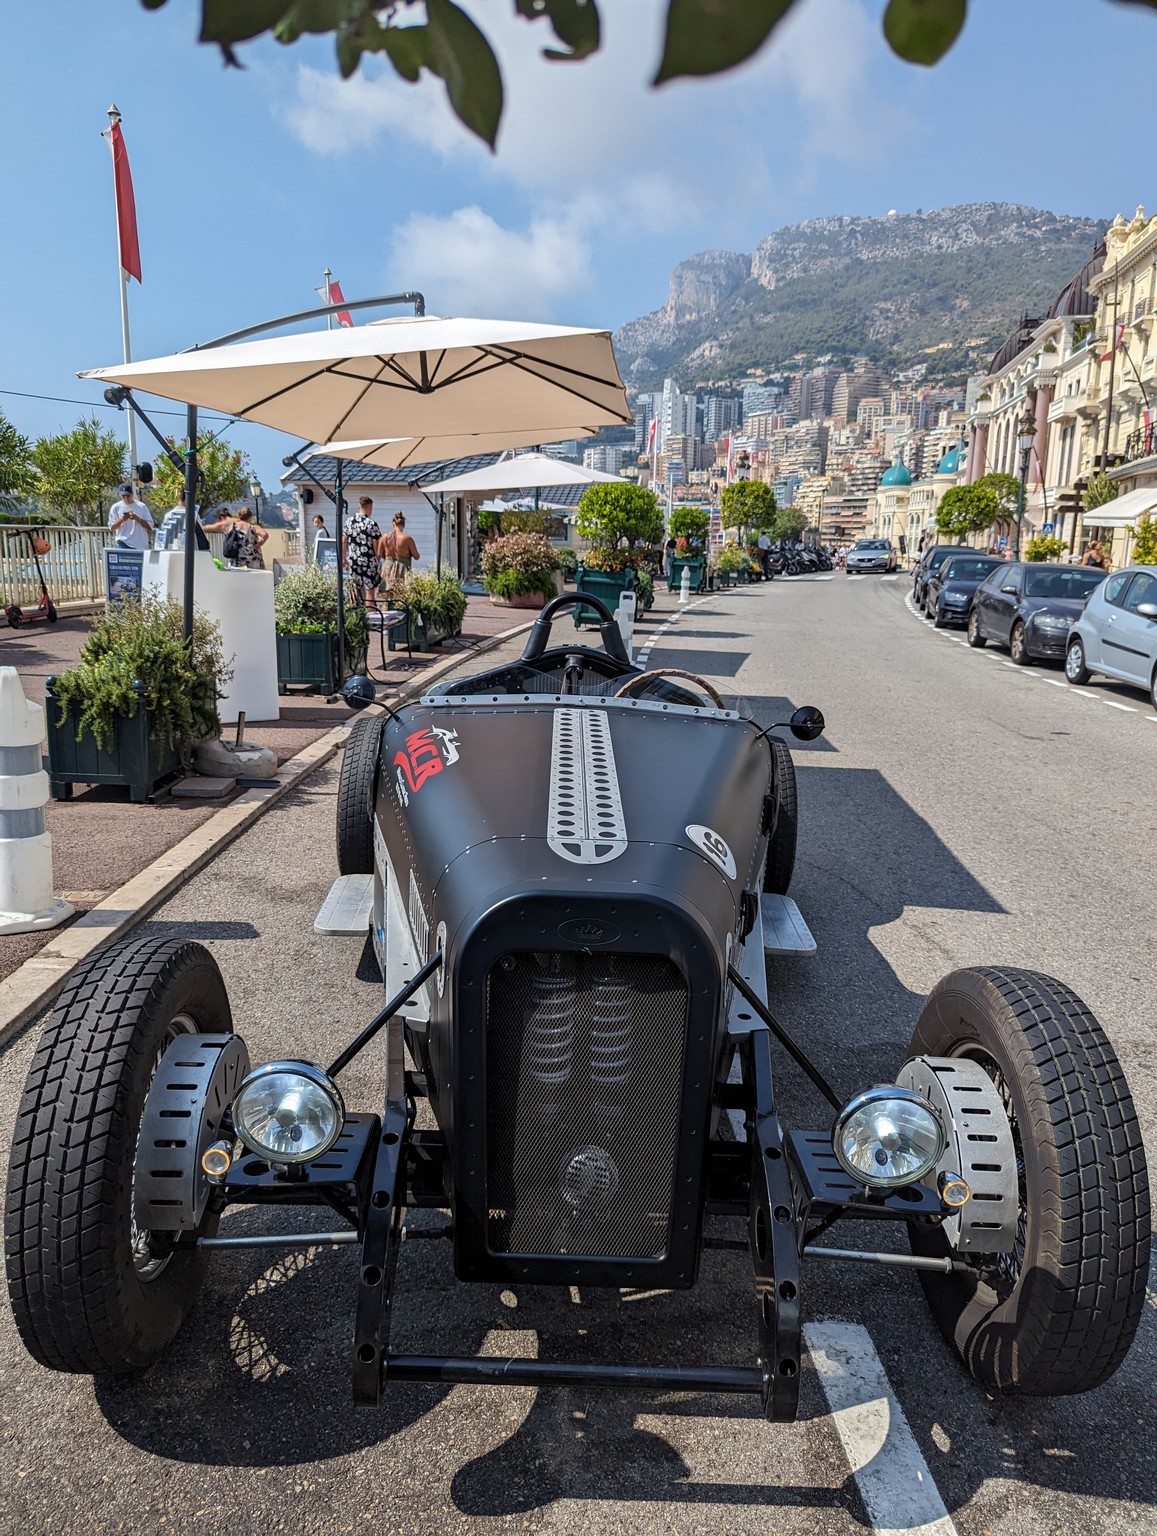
{"left": 1042, "top": 522, "right": 1054, "bottom": 534}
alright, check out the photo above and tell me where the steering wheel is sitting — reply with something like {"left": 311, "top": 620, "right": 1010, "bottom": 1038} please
{"left": 521, "top": 591, "right": 631, "bottom": 667}
{"left": 613, "top": 669, "right": 726, "bottom": 710}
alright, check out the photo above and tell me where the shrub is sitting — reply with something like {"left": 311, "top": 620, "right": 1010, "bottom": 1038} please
{"left": 668, "top": 506, "right": 710, "bottom": 546}
{"left": 1025, "top": 535, "right": 1066, "bottom": 562}
{"left": 1082, "top": 473, "right": 1119, "bottom": 513}
{"left": 720, "top": 479, "right": 777, "bottom": 533}
{"left": 633, "top": 568, "right": 654, "bottom": 609}
{"left": 1130, "top": 512, "right": 1157, "bottom": 565}
{"left": 51, "top": 596, "right": 231, "bottom": 757}
{"left": 935, "top": 483, "right": 999, "bottom": 541}
{"left": 500, "top": 506, "right": 551, "bottom": 535}
{"left": 716, "top": 543, "right": 748, "bottom": 573}
{"left": 273, "top": 562, "right": 366, "bottom": 664}
{"left": 389, "top": 571, "right": 467, "bottom": 631}
{"left": 557, "top": 546, "right": 579, "bottom": 580}
{"left": 482, "top": 531, "right": 560, "bottom": 598}
{"left": 575, "top": 482, "right": 664, "bottom": 554}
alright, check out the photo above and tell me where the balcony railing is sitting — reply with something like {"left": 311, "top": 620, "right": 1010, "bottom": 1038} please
{"left": 1123, "top": 425, "right": 1157, "bottom": 463}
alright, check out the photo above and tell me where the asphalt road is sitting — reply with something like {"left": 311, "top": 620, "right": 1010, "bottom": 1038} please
{"left": 2, "top": 574, "right": 1154, "bottom": 1536}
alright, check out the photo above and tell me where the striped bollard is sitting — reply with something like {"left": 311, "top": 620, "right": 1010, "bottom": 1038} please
{"left": 0, "top": 668, "right": 73, "bottom": 935}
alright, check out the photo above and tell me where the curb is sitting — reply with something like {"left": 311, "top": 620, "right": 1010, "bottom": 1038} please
{"left": 0, "top": 618, "right": 536, "bottom": 1054}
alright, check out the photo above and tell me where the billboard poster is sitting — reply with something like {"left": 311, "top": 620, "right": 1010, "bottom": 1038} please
{"left": 314, "top": 537, "right": 339, "bottom": 577}
{"left": 104, "top": 547, "right": 144, "bottom": 605}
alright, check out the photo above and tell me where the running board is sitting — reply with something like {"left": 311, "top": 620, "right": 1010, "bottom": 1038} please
{"left": 314, "top": 873, "right": 374, "bottom": 935}
{"left": 761, "top": 894, "right": 816, "bottom": 956}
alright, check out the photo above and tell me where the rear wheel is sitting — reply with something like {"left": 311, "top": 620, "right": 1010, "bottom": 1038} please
{"left": 1065, "top": 635, "right": 1091, "bottom": 684}
{"left": 966, "top": 611, "right": 986, "bottom": 648}
{"left": 1009, "top": 621, "right": 1030, "bottom": 664}
{"left": 336, "top": 712, "right": 385, "bottom": 875}
{"left": 5, "top": 938, "right": 232, "bottom": 1374}
{"left": 762, "top": 737, "right": 797, "bottom": 896}
{"left": 46, "top": 601, "right": 57, "bottom": 624}
{"left": 6, "top": 606, "right": 22, "bottom": 628}
{"left": 907, "top": 967, "right": 1149, "bottom": 1396}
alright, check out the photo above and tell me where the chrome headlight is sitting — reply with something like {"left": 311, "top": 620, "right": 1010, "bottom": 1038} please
{"left": 232, "top": 1061, "right": 345, "bottom": 1165}
{"left": 833, "top": 1085, "right": 945, "bottom": 1188}
{"left": 1033, "top": 611, "right": 1072, "bottom": 631}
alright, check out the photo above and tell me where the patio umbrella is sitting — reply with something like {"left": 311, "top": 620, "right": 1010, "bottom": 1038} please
{"left": 308, "top": 430, "right": 599, "bottom": 473}
{"left": 419, "top": 452, "right": 627, "bottom": 495}
{"left": 79, "top": 316, "right": 632, "bottom": 444}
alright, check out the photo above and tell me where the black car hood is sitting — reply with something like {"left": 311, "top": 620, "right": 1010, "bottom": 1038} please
{"left": 1019, "top": 594, "right": 1088, "bottom": 617}
{"left": 939, "top": 577, "right": 987, "bottom": 594}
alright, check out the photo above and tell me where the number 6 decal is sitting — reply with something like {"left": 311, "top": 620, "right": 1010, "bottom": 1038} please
{"left": 686, "top": 823, "right": 737, "bottom": 880}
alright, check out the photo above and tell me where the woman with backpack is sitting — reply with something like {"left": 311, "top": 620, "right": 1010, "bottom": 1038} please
{"left": 206, "top": 506, "right": 268, "bottom": 569}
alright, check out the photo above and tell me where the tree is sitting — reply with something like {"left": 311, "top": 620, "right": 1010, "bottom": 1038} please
{"left": 32, "top": 417, "right": 126, "bottom": 526}
{"left": 668, "top": 506, "right": 710, "bottom": 546}
{"left": 0, "top": 411, "right": 34, "bottom": 512}
{"left": 575, "top": 482, "right": 664, "bottom": 553}
{"left": 1130, "top": 513, "right": 1157, "bottom": 566}
{"left": 975, "top": 472, "right": 1020, "bottom": 521}
{"left": 1082, "top": 473, "right": 1119, "bottom": 513}
{"left": 152, "top": 435, "right": 252, "bottom": 517}
{"left": 136, "top": 0, "right": 1013, "bottom": 148}
{"left": 1025, "top": 535, "right": 1066, "bottom": 562}
{"left": 720, "top": 479, "right": 777, "bottom": 535}
{"left": 773, "top": 507, "right": 807, "bottom": 543}
{"left": 935, "top": 483, "right": 1000, "bottom": 543}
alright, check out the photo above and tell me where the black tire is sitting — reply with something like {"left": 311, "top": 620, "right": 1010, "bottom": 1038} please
{"left": 762, "top": 736, "right": 797, "bottom": 896}
{"left": 46, "top": 602, "right": 57, "bottom": 624}
{"left": 907, "top": 967, "right": 1150, "bottom": 1396}
{"left": 5, "top": 937, "right": 232, "bottom": 1374}
{"left": 1150, "top": 664, "right": 1157, "bottom": 713}
{"left": 6, "top": 606, "right": 22, "bottom": 628}
{"left": 1065, "top": 634, "right": 1091, "bottom": 684}
{"left": 966, "top": 610, "right": 986, "bottom": 648}
{"left": 1009, "top": 621, "right": 1031, "bottom": 665}
{"left": 336, "top": 712, "right": 384, "bottom": 875}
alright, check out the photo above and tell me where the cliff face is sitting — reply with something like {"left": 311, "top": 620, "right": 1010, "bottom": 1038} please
{"left": 616, "top": 204, "right": 1105, "bottom": 388}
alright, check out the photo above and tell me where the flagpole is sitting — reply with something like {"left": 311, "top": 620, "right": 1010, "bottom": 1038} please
{"left": 324, "top": 268, "right": 333, "bottom": 332}
{"left": 106, "top": 105, "right": 139, "bottom": 482}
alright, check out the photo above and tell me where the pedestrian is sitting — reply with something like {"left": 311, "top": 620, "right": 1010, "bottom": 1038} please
{"left": 1082, "top": 539, "right": 1109, "bottom": 570}
{"left": 343, "top": 495, "right": 383, "bottom": 602}
{"left": 312, "top": 512, "right": 331, "bottom": 546}
{"left": 160, "top": 487, "right": 210, "bottom": 551}
{"left": 211, "top": 505, "right": 268, "bottom": 569}
{"left": 108, "top": 482, "right": 154, "bottom": 551}
{"left": 379, "top": 511, "right": 420, "bottom": 587}
{"left": 756, "top": 529, "right": 772, "bottom": 579}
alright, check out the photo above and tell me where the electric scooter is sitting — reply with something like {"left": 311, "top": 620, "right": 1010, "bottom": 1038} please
{"left": 6, "top": 530, "right": 58, "bottom": 627}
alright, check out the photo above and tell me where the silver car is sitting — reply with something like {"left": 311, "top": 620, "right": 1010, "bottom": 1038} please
{"left": 846, "top": 538, "right": 896, "bottom": 573}
{"left": 1065, "top": 565, "right": 1157, "bottom": 710}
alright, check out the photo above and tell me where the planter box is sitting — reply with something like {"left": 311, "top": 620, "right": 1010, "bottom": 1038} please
{"left": 46, "top": 688, "right": 181, "bottom": 804}
{"left": 716, "top": 570, "right": 736, "bottom": 588}
{"left": 668, "top": 556, "right": 706, "bottom": 593}
{"left": 385, "top": 611, "right": 461, "bottom": 653}
{"left": 277, "top": 629, "right": 340, "bottom": 695}
{"left": 489, "top": 591, "right": 549, "bottom": 609}
{"left": 574, "top": 566, "right": 636, "bottom": 627}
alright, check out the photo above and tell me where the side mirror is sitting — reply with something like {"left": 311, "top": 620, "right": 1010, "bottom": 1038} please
{"left": 340, "top": 674, "right": 376, "bottom": 710}
{"left": 1001, "top": 584, "right": 1019, "bottom": 595}
{"left": 1136, "top": 602, "right": 1157, "bottom": 620}
{"left": 789, "top": 705, "right": 825, "bottom": 742}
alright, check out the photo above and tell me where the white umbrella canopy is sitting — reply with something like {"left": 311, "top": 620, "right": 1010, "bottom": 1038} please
{"left": 420, "top": 452, "right": 628, "bottom": 494}
{"left": 80, "top": 316, "right": 632, "bottom": 443}
{"left": 309, "top": 431, "right": 598, "bottom": 473}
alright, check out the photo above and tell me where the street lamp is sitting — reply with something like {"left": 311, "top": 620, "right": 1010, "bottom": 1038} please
{"left": 1014, "top": 407, "right": 1037, "bottom": 559}
{"left": 249, "top": 477, "right": 264, "bottom": 525}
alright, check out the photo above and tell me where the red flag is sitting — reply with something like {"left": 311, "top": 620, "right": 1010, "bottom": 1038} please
{"left": 328, "top": 278, "right": 354, "bottom": 327}
{"left": 107, "top": 120, "right": 141, "bottom": 283}
{"left": 1100, "top": 321, "right": 1125, "bottom": 363}
{"left": 646, "top": 417, "right": 657, "bottom": 450}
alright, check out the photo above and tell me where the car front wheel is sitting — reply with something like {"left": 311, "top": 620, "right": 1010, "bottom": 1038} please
{"left": 1151, "top": 664, "right": 1157, "bottom": 712}
{"left": 1065, "top": 635, "right": 1091, "bottom": 684}
{"left": 966, "top": 610, "right": 986, "bottom": 648}
{"left": 1009, "top": 621, "right": 1030, "bottom": 665}
{"left": 907, "top": 966, "right": 1150, "bottom": 1396}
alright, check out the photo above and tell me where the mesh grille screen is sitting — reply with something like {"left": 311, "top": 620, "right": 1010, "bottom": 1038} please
{"left": 485, "top": 952, "right": 688, "bottom": 1259}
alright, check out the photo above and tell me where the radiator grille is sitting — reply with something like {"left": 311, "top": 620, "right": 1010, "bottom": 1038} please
{"left": 485, "top": 952, "right": 688, "bottom": 1259}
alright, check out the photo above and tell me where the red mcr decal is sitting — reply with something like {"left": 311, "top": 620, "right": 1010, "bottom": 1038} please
{"left": 394, "top": 728, "right": 446, "bottom": 795}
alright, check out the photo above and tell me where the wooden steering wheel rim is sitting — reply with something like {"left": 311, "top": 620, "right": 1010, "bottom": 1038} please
{"left": 613, "top": 668, "right": 727, "bottom": 709}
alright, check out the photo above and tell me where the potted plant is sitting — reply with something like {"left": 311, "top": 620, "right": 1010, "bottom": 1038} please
{"left": 46, "top": 596, "right": 230, "bottom": 802}
{"left": 482, "top": 532, "right": 561, "bottom": 610}
{"left": 667, "top": 508, "right": 710, "bottom": 592}
{"left": 386, "top": 571, "right": 468, "bottom": 651}
{"left": 274, "top": 564, "right": 368, "bottom": 692}
{"left": 715, "top": 543, "right": 748, "bottom": 587}
{"left": 574, "top": 483, "right": 663, "bottom": 625}
{"left": 557, "top": 546, "right": 579, "bottom": 584}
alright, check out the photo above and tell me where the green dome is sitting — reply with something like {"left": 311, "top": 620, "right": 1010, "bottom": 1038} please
{"left": 880, "top": 462, "right": 912, "bottom": 486}
{"left": 936, "top": 444, "right": 963, "bottom": 475}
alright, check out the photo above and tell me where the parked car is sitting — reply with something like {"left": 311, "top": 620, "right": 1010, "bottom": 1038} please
{"left": 912, "top": 544, "right": 968, "bottom": 607}
{"left": 967, "top": 562, "right": 1107, "bottom": 664}
{"left": 923, "top": 554, "right": 1003, "bottom": 627}
{"left": 846, "top": 538, "right": 897, "bottom": 573}
{"left": 1065, "top": 565, "right": 1157, "bottom": 709}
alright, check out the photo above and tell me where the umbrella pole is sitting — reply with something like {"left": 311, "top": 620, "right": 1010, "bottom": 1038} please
{"left": 436, "top": 494, "right": 443, "bottom": 579}
{"left": 182, "top": 403, "right": 198, "bottom": 644}
{"left": 335, "top": 460, "right": 346, "bottom": 685}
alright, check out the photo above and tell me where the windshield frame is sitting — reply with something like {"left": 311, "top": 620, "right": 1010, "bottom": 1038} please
{"left": 1022, "top": 567, "right": 1106, "bottom": 600}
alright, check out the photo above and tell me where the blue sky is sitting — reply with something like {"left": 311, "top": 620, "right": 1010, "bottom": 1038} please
{"left": 5, "top": 0, "right": 1157, "bottom": 487}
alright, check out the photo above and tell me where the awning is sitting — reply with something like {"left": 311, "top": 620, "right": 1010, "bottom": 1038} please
{"left": 1081, "top": 484, "right": 1157, "bottom": 528}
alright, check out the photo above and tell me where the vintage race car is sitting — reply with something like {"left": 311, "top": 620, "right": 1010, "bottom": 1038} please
{"left": 5, "top": 592, "right": 1150, "bottom": 1414}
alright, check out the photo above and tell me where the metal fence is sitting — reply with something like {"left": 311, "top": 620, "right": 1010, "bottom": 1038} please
{"left": 0, "top": 524, "right": 299, "bottom": 608}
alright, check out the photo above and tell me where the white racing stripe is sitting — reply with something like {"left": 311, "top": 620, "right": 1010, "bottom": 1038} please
{"left": 805, "top": 1321, "right": 959, "bottom": 1536}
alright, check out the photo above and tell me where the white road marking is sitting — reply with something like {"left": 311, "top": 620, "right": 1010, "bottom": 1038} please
{"left": 1047, "top": 679, "right": 1068, "bottom": 687}
{"left": 805, "top": 1321, "right": 960, "bottom": 1536}
{"left": 881, "top": 574, "right": 899, "bottom": 582}
{"left": 1147, "top": 715, "right": 1157, "bottom": 724}
{"left": 1103, "top": 700, "right": 1137, "bottom": 712}
{"left": 1071, "top": 690, "right": 1098, "bottom": 699}
{"left": 848, "top": 574, "right": 866, "bottom": 581}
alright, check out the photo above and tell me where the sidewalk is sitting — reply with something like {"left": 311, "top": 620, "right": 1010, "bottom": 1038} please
{"left": 0, "top": 587, "right": 680, "bottom": 981}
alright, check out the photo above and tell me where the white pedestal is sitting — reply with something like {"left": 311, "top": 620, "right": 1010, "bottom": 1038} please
{"left": 141, "top": 552, "right": 280, "bottom": 726}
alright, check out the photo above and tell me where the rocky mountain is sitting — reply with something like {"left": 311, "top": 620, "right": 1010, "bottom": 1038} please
{"left": 616, "top": 204, "right": 1106, "bottom": 389}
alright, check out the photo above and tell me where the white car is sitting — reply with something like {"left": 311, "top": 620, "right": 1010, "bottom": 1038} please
{"left": 1065, "top": 565, "right": 1157, "bottom": 709}
{"left": 845, "top": 538, "right": 897, "bottom": 573}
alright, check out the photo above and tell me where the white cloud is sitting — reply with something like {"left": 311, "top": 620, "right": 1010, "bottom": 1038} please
{"left": 385, "top": 205, "right": 593, "bottom": 319}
